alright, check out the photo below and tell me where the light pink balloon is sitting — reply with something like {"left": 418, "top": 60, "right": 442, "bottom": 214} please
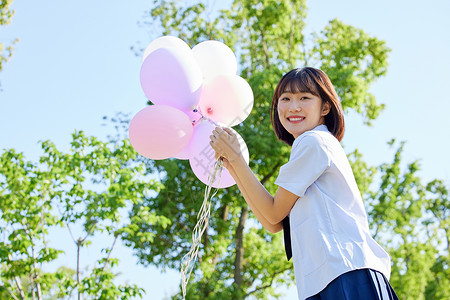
{"left": 172, "top": 146, "right": 191, "bottom": 160}
{"left": 142, "top": 36, "right": 191, "bottom": 61}
{"left": 171, "top": 108, "right": 203, "bottom": 160}
{"left": 189, "top": 121, "right": 249, "bottom": 188}
{"left": 140, "top": 47, "right": 203, "bottom": 111}
{"left": 198, "top": 74, "right": 254, "bottom": 127}
{"left": 129, "top": 105, "right": 194, "bottom": 160}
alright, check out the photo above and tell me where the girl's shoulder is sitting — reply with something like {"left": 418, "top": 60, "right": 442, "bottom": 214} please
{"left": 293, "top": 127, "right": 336, "bottom": 150}
{"left": 291, "top": 127, "right": 343, "bottom": 163}
{"left": 290, "top": 131, "right": 329, "bottom": 162}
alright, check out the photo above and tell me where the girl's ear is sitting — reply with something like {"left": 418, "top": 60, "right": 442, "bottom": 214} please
{"left": 321, "top": 101, "right": 331, "bottom": 116}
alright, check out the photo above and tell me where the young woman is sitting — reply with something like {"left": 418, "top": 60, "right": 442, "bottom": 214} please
{"left": 209, "top": 67, "right": 398, "bottom": 300}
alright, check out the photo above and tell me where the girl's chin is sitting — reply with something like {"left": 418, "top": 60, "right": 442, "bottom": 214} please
{"left": 290, "top": 131, "right": 305, "bottom": 139}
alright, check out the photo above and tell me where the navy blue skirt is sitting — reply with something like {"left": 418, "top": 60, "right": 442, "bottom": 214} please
{"left": 306, "top": 269, "right": 398, "bottom": 300}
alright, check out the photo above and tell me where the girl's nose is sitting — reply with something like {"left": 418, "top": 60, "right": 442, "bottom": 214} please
{"left": 289, "top": 100, "right": 302, "bottom": 112}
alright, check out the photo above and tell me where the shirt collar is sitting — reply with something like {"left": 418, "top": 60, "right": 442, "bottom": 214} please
{"left": 313, "top": 124, "right": 329, "bottom": 132}
{"left": 292, "top": 124, "right": 329, "bottom": 147}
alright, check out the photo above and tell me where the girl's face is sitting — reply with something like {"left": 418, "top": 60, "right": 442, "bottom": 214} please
{"left": 277, "top": 90, "right": 330, "bottom": 139}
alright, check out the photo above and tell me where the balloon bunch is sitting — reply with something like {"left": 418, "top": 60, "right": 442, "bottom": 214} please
{"left": 129, "top": 36, "right": 253, "bottom": 188}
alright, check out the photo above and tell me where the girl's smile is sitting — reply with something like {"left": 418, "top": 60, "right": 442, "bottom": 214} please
{"left": 286, "top": 115, "right": 305, "bottom": 123}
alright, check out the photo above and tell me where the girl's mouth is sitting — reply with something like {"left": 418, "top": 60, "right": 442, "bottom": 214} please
{"left": 287, "top": 116, "right": 304, "bottom": 123}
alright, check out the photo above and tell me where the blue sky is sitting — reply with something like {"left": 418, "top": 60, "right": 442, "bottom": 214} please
{"left": 1, "top": 0, "right": 449, "bottom": 299}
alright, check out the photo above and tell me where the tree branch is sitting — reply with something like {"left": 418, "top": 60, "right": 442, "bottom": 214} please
{"left": 76, "top": 239, "right": 83, "bottom": 300}
{"left": 260, "top": 161, "right": 282, "bottom": 185}
{"left": 20, "top": 220, "right": 42, "bottom": 300}
{"left": 80, "top": 221, "right": 98, "bottom": 244}
{"left": 1, "top": 281, "right": 20, "bottom": 300}
{"left": 233, "top": 206, "right": 248, "bottom": 291}
{"left": 101, "top": 235, "right": 118, "bottom": 273}
{"left": 75, "top": 218, "right": 98, "bottom": 300}
{"left": 245, "top": 266, "right": 291, "bottom": 297}
{"left": 8, "top": 254, "right": 26, "bottom": 300}
{"left": 13, "top": 275, "right": 25, "bottom": 300}
{"left": 66, "top": 223, "right": 77, "bottom": 244}
{"left": 30, "top": 274, "right": 36, "bottom": 300}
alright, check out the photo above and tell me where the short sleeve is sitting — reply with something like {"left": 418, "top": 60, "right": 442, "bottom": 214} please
{"left": 275, "top": 134, "right": 331, "bottom": 197}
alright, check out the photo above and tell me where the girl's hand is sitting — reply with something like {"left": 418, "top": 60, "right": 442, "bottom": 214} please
{"left": 215, "top": 153, "right": 232, "bottom": 169}
{"left": 209, "top": 127, "right": 242, "bottom": 167}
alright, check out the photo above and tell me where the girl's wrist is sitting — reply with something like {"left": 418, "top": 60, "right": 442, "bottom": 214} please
{"left": 229, "top": 153, "right": 246, "bottom": 169}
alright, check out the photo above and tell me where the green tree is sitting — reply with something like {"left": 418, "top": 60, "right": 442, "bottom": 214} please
{"left": 361, "top": 140, "right": 450, "bottom": 300}
{"left": 424, "top": 179, "right": 450, "bottom": 299}
{"left": 0, "top": 131, "right": 167, "bottom": 299}
{"left": 121, "top": 0, "right": 393, "bottom": 298}
{"left": 0, "top": 0, "right": 17, "bottom": 77}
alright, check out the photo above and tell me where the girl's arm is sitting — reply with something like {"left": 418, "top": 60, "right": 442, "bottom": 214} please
{"left": 211, "top": 127, "right": 299, "bottom": 225}
{"left": 225, "top": 160, "right": 283, "bottom": 233}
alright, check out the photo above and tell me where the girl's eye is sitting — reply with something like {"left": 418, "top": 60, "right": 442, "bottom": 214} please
{"left": 280, "top": 97, "right": 290, "bottom": 101}
{"left": 300, "top": 97, "right": 309, "bottom": 101}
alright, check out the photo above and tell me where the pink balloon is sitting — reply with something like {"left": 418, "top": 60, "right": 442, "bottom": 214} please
{"left": 142, "top": 36, "right": 191, "bottom": 62}
{"left": 198, "top": 75, "right": 254, "bottom": 127}
{"left": 172, "top": 147, "right": 190, "bottom": 160}
{"left": 129, "top": 105, "right": 194, "bottom": 160}
{"left": 140, "top": 47, "right": 203, "bottom": 111}
{"left": 171, "top": 108, "right": 202, "bottom": 160}
{"left": 189, "top": 121, "right": 249, "bottom": 188}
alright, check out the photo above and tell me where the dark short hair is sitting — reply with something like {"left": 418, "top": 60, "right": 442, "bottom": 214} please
{"left": 270, "top": 67, "right": 345, "bottom": 145}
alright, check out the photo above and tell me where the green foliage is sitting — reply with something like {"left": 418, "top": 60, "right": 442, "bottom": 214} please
{"left": 230, "top": 0, "right": 307, "bottom": 72}
{"left": 312, "top": 19, "right": 390, "bottom": 123}
{"left": 0, "top": 0, "right": 13, "bottom": 25}
{"left": 347, "top": 148, "right": 377, "bottom": 197}
{"left": 363, "top": 141, "right": 450, "bottom": 300}
{"left": 0, "top": 0, "right": 17, "bottom": 76}
{"left": 424, "top": 179, "right": 450, "bottom": 299}
{"left": 0, "top": 131, "right": 162, "bottom": 299}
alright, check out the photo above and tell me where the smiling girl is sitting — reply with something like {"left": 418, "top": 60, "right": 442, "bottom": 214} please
{"left": 210, "top": 67, "right": 398, "bottom": 299}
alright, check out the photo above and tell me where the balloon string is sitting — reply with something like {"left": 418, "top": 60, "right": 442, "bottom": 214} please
{"left": 180, "top": 158, "right": 223, "bottom": 299}
{"left": 191, "top": 106, "right": 222, "bottom": 128}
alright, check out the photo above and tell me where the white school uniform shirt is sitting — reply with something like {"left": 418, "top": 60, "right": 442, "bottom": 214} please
{"left": 275, "top": 125, "right": 391, "bottom": 300}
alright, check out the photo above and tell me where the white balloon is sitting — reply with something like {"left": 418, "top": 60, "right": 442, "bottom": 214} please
{"left": 142, "top": 36, "right": 191, "bottom": 61}
{"left": 198, "top": 74, "right": 254, "bottom": 127}
{"left": 192, "top": 40, "right": 238, "bottom": 79}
